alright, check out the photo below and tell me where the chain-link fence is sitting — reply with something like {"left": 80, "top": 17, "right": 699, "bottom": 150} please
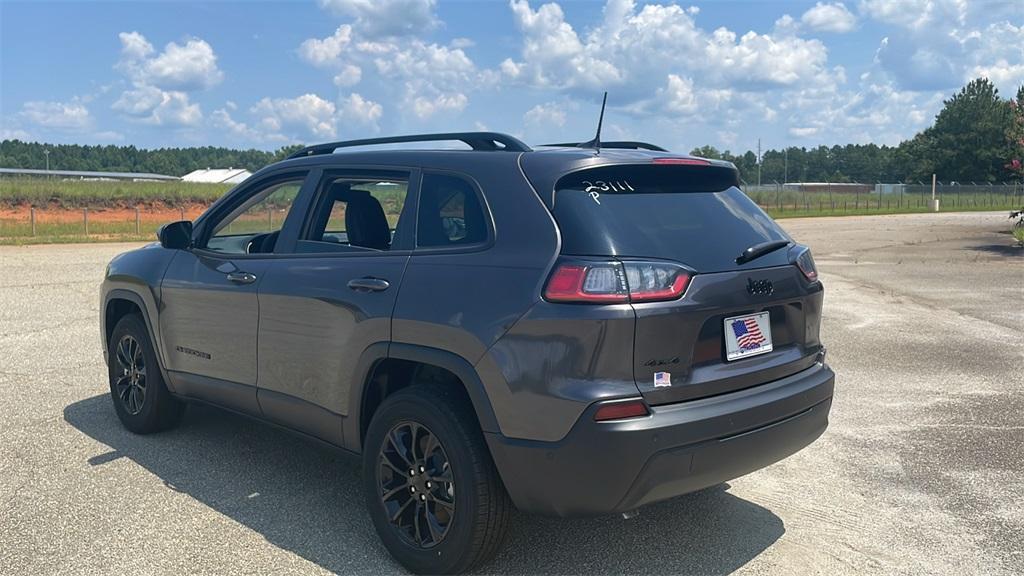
{"left": 740, "top": 181, "right": 1024, "bottom": 214}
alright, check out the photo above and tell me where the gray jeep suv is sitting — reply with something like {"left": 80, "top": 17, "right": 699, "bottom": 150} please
{"left": 100, "top": 132, "right": 835, "bottom": 574}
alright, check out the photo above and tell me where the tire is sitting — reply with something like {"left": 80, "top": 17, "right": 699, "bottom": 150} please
{"left": 362, "top": 384, "right": 510, "bottom": 574}
{"left": 107, "top": 314, "right": 184, "bottom": 434}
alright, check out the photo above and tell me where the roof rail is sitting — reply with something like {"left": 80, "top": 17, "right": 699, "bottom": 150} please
{"left": 287, "top": 132, "right": 532, "bottom": 159}
{"left": 540, "top": 141, "right": 668, "bottom": 152}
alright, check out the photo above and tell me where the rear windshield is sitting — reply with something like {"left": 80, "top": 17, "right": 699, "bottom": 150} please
{"left": 553, "top": 165, "right": 791, "bottom": 272}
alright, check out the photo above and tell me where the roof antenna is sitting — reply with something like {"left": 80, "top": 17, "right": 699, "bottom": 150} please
{"left": 578, "top": 91, "right": 607, "bottom": 152}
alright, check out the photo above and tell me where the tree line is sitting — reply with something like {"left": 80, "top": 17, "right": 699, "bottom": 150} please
{"left": 0, "top": 142, "right": 304, "bottom": 176}
{"left": 2, "top": 78, "right": 1022, "bottom": 184}
{"left": 692, "top": 79, "right": 1024, "bottom": 184}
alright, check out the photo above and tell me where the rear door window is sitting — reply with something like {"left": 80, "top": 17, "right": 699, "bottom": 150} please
{"left": 553, "top": 164, "right": 790, "bottom": 272}
{"left": 297, "top": 170, "right": 412, "bottom": 254}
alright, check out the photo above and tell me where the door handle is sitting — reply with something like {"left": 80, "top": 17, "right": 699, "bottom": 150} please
{"left": 226, "top": 271, "right": 257, "bottom": 285}
{"left": 347, "top": 277, "right": 390, "bottom": 292}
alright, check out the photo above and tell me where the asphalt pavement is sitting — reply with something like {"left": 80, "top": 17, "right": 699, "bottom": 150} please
{"left": 0, "top": 210, "right": 1021, "bottom": 575}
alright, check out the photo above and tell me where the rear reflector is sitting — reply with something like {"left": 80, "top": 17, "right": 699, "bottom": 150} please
{"left": 652, "top": 157, "right": 711, "bottom": 166}
{"left": 594, "top": 400, "right": 650, "bottom": 421}
{"left": 544, "top": 259, "right": 691, "bottom": 304}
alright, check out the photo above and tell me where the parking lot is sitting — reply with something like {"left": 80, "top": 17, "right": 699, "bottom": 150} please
{"left": 1, "top": 211, "right": 1021, "bottom": 575}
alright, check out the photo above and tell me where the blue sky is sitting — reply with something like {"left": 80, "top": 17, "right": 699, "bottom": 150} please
{"left": 1, "top": 0, "right": 1022, "bottom": 153}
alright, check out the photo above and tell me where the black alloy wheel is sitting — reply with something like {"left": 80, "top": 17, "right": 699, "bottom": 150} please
{"left": 113, "top": 334, "right": 147, "bottom": 415}
{"left": 378, "top": 421, "right": 456, "bottom": 548}
{"left": 362, "top": 384, "right": 510, "bottom": 574}
{"left": 107, "top": 314, "right": 184, "bottom": 434}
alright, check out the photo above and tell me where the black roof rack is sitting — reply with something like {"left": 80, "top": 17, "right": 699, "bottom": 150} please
{"left": 287, "top": 132, "right": 532, "bottom": 159}
{"left": 540, "top": 141, "right": 669, "bottom": 152}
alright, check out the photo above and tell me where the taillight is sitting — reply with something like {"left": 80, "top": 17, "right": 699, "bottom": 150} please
{"left": 793, "top": 246, "right": 818, "bottom": 282}
{"left": 594, "top": 399, "right": 650, "bottom": 421}
{"left": 544, "top": 259, "right": 691, "bottom": 303}
{"left": 624, "top": 261, "right": 691, "bottom": 302}
{"left": 543, "top": 262, "right": 629, "bottom": 303}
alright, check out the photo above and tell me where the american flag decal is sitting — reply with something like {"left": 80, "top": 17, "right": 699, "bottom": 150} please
{"left": 732, "top": 318, "right": 766, "bottom": 350}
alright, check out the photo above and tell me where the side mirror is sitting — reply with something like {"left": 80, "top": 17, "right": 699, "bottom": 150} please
{"left": 158, "top": 220, "right": 193, "bottom": 250}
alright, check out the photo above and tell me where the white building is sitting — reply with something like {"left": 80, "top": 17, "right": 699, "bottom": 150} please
{"left": 181, "top": 168, "right": 252, "bottom": 184}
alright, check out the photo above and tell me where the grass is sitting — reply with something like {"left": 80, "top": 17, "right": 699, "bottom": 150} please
{"left": 0, "top": 178, "right": 231, "bottom": 208}
{"left": 1013, "top": 227, "right": 1024, "bottom": 246}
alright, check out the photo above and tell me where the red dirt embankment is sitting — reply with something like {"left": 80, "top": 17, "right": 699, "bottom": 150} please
{"left": 0, "top": 201, "right": 211, "bottom": 224}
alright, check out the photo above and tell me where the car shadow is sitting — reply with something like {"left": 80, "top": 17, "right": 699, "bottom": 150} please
{"left": 971, "top": 242, "right": 1023, "bottom": 256}
{"left": 64, "top": 394, "right": 784, "bottom": 575}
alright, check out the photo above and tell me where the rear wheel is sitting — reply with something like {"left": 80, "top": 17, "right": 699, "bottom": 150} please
{"left": 362, "top": 385, "right": 510, "bottom": 574}
{"left": 108, "top": 314, "right": 184, "bottom": 434}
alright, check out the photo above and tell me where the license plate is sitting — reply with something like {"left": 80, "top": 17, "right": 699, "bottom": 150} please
{"left": 724, "top": 312, "right": 773, "bottom": 361}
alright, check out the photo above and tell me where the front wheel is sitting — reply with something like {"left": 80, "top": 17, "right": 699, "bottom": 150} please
{"left": 107, "top": 314, "right": 184, "bottom": 434}
{"left": 362, "top": 385, "right": 510, "bottom": 574}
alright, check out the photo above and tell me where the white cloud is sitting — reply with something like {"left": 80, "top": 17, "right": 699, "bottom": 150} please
{"left": 20, "top": 99, "right": 92, "bottom": 131}
{"left": 117, "top": 31, "right": 223, "bottom": 91}
{"left": 337, "top": 93, "right": 383, "bottom": 131}
{"left": 411, "top": 92, "right": 468, "bottom": 119}
{"left": 211, "top": 106, "right": 263, "bottom": 141}
{"left": 524, "top": 102, "right": 567, "bottom": 127}
{"left": 0, "top": 128, "right": 31, "bottom": 140}
{"left": 865, "top": 11, "right": 1024, "bottom": 93}
{"left": 660, "top": 74, "right": 700, "bottom": 115}
{"left": 317, "top": 0, "right": 438, "bottom": 36}
{"left": 858, "top": 0, "right": 967, "bottom": 32}
{"left": 333, "top": 64, "right": 363, "bottom": 87}
{"left": 299, "top": 25, "right": 353, "bottom": 67}
{"left": 118, "top": 31, "right": 154, "bottom": 61}
{"left": 801, "top": 3, "right": 857, "bottom": 33}
{"left": 503, "top": 0, "right": 840, "bottom": 99}
{"left": 299, "top": 20, "right": 487, "bottom": 120}
{"left": 252, "top": 94, "right": 338, "bottom": 140}
{"left": 112, "top": 31, "right": 220, "bottom": 128}
{"left": 960, "top": 22, "right": 1024, "bottom": 92}
{"left": 789, "top": 126, "right": 820, "bottom": 137}
{"left": 112, "top": 86, "right": 202, "bottom": 126}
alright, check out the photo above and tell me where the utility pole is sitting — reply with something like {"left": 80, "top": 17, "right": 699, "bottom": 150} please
{"left": 783, "top": 147, "right": 788, "bottom": 185}
{"left": 43, "top": 149, "right": 50, "bottom": 177}
{"left": 757, "top": 138, "right": 762, "bottom": 187}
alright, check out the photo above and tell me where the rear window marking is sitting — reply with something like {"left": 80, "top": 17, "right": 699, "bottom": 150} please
{"left": 582, "top": 180, "right": 634, "bottom": 204}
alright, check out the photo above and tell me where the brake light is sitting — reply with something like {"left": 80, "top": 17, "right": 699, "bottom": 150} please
{"left": 544, "top": 260, "right": 691, "bottom": 303}
{"left": 652, "top": 157, "right": 710, "bottom": 166}
{"left": 543, "top": 262, "right": 629, "bottom": 303}
{"left": 794, "top": 247, "right": 818, "bottom": 282}
{"left": 594, "top": 399, "right": 649, "bottom": 421}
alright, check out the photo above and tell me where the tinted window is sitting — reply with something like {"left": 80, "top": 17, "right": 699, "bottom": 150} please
{"left": 299, "top": 172, "right": 410, "bottom": 253}
{"left": 553, "top": 165, "right": 790, "bottom": 273}
{"left": 417, "top": 173, "right": 488, "bottom": 248}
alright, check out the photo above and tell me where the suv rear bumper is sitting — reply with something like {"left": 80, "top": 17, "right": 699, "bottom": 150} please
{"left": 485, "top": 362, "right": 834, "bottom": 517}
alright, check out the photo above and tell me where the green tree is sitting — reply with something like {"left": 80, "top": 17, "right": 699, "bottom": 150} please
{"left": 913, "top": 78, "right": 1013, "bottom": 182}
{"left": 689, "top": 145, "right": 723, "bottom": 160}
{"left": 1007, "top": 85, "right": 1024, "bottom": 179}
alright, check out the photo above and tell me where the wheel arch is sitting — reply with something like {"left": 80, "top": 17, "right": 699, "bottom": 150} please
{"left": 102, "top": 289, "right": 174, "bottom": 389}
{"left": 345, "top": 342, "right": 500, "bottom": 453}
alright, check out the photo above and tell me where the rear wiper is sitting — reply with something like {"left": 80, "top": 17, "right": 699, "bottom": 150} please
{"left": 735, "top": 240, "right": 791, "bottom": 265}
